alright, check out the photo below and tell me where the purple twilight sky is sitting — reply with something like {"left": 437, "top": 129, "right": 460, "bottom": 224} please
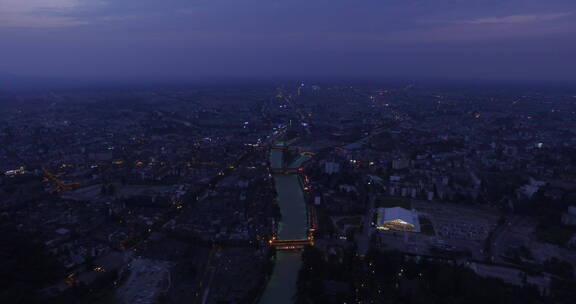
{"left": 0, "top": 0, "right": 575, "bottom": 82}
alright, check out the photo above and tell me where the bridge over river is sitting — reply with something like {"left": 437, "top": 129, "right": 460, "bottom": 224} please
{"left": 259, "top": 148, "right": 312, "bottom": 304}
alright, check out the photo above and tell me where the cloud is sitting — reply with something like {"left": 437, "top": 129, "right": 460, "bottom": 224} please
{"left": 0, "top": 0, "right": 87, "bottom": 27}
{"left": 464, "top": 12, "right": 572, "bottom": 25}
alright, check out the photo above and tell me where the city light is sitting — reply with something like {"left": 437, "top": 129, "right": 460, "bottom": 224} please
{"left": 93, "top": 266, "right": 106, "bottom": 272}
{"left": 4, "top": 166, "right": 26, "bottom": 176}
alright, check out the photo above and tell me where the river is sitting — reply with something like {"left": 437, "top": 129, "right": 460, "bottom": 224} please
{"left": 259, "top": 149, "right": 310, "bottom": 303}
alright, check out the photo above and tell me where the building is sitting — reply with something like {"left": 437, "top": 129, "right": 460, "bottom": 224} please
{"left": 376, "top": 207, "right": 420, "bottom": 232}
{"left": 392, "top": 158, "right": 409, "bottom": 170}
{"left": 561, "top": 206, "right": 576, "bottom": 227}
{"left": 116, "top": 258, "right": 172, "bottom": 304}
{"left": 324, "top": 162, "right": 340, "bottom": 175}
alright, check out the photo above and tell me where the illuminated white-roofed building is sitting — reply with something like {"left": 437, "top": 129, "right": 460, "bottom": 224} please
{"left": 376, "top": 207, "right": 420, "bottom": 232}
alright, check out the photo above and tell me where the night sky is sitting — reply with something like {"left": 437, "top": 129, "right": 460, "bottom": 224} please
{"left": 1, "top": 0, "right": 575, "bottom": 82}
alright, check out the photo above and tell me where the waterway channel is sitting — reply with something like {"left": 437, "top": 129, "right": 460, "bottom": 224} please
{"left": 258, "top": 149, "right": 310, "bottom": 304}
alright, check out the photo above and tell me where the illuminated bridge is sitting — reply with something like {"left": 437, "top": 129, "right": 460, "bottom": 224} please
{"left": 270, "top": 168, "right": 299, "bottom": 174}
{"left": 270, "top": 225, "right": 316, "bottom": 250}
{"left": 270, "top": 238, "right": 314, "bottom": 250}
{"left": 268, "top": 206, "right": 318, "bottom": 250}
{"left": 270, "top": 146, "right": 300, "bottom": 151}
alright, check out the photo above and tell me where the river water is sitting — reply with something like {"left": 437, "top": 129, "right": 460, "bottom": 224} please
{"left": 258, "top": 251, "right": 302, "bottom": 304}
{"left": 259, "top": 149, "right": 310, "bottom": 303}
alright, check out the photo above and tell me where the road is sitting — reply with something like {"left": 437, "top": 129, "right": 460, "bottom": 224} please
{"left": 193, "top": 245, "right": 219, "bottom": 304}
{"left": 485, "top": 215, "right": 522, "bottom": 262}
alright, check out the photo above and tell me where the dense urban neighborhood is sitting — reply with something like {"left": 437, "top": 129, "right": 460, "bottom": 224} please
{"left": 1, "top": 82, "right": 576, "bottom": 303}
